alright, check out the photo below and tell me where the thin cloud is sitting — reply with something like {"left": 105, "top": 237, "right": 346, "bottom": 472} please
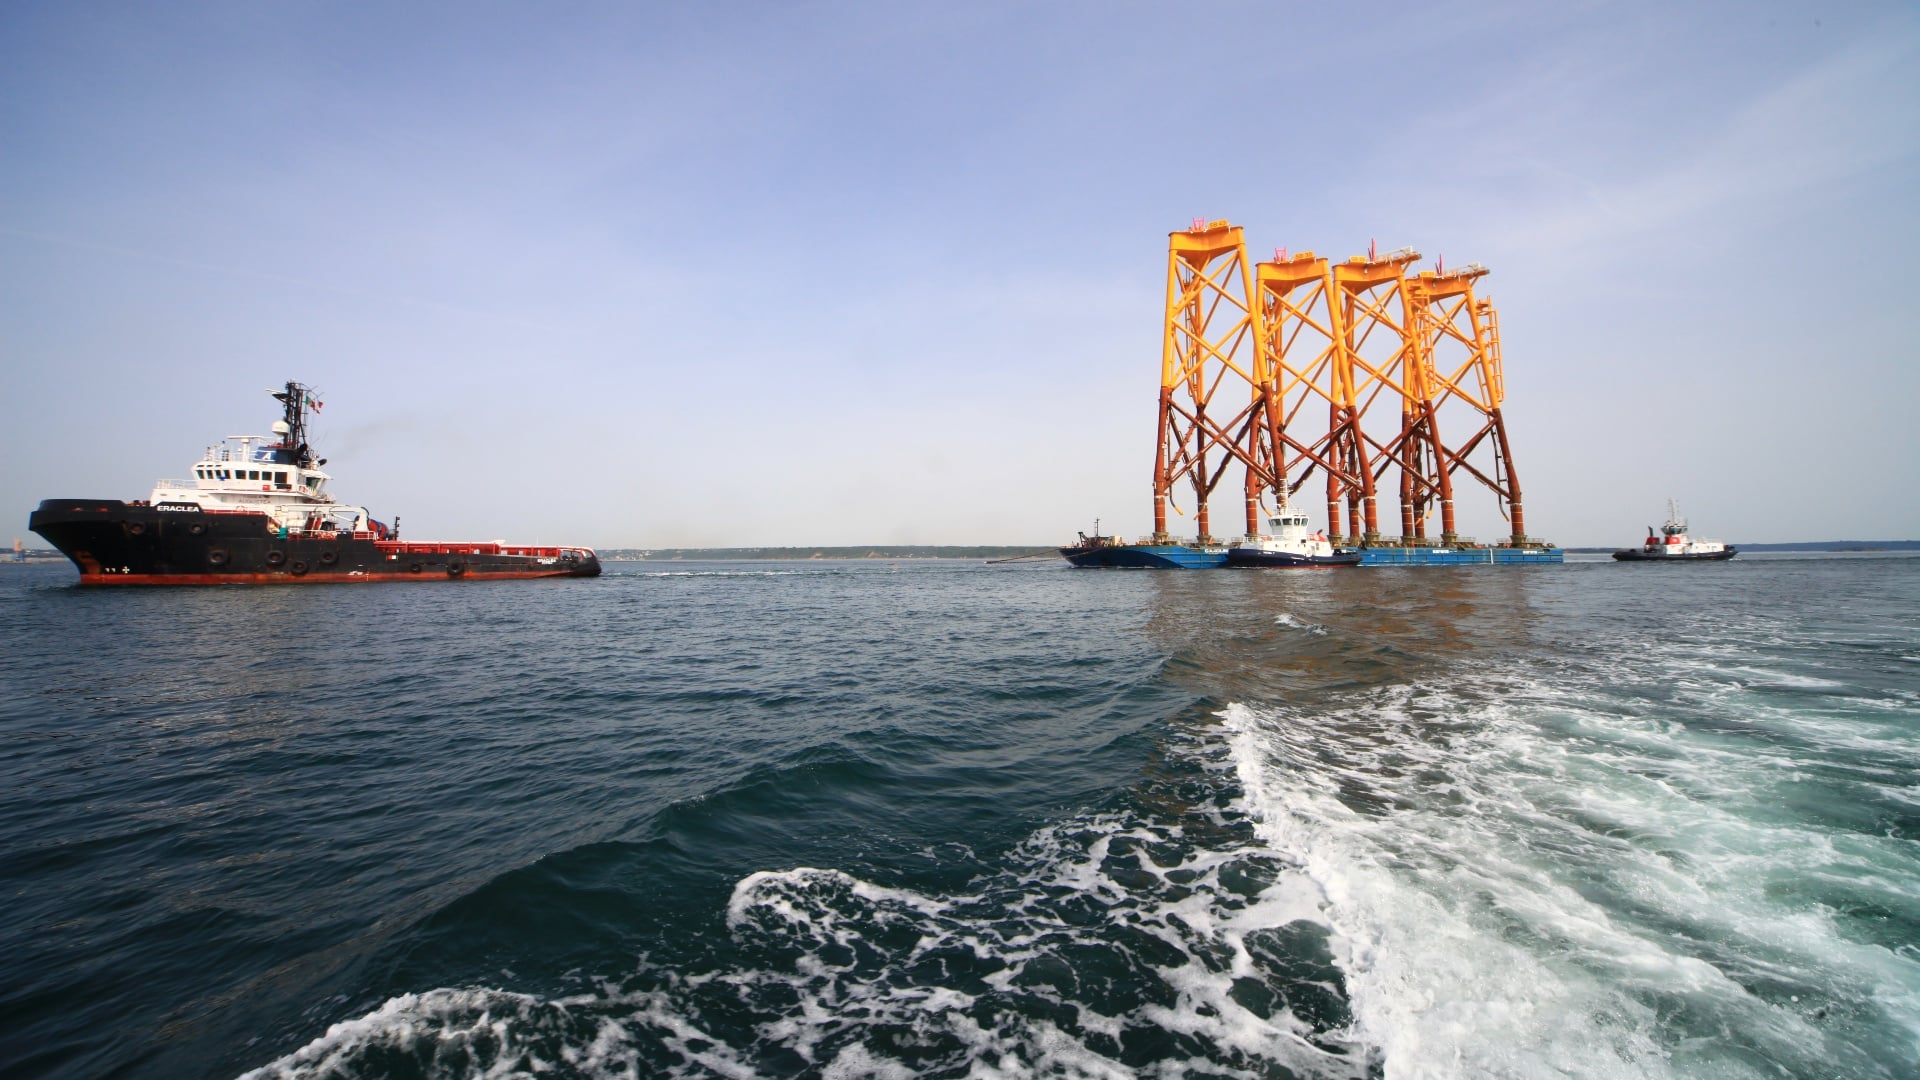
{"left": 1493, "top": 28, "right": 1918, "bottom": 255}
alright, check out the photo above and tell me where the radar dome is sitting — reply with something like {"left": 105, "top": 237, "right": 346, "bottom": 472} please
{"left": 271, "top": 421, "right": 291, "bottom": 435}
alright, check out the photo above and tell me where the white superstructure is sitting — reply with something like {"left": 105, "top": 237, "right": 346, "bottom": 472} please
{"left": 1633, "top": 499, "right": 1728, "bottom": 557}
{"left": 1231, "top": 504, "right": 1338, "bottom": 559}
{"left": 146, "top": 415, "right": 384, "bottom": 538}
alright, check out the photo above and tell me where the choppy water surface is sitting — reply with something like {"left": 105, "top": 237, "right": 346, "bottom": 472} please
{"left": 1, "top": 554, "right": 1916, "bottom": 1078}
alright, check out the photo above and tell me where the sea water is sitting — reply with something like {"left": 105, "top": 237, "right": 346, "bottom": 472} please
{"left": 0, "top": 554, "right": 1914, "bottom": 1078}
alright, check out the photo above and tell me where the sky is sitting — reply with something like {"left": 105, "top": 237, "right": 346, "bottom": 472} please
{"left": 3, "top": 1, "right": 1916, "bottom": 548}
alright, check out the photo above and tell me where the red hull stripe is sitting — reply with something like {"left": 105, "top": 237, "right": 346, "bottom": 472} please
{"left": 77, "top": 570, "right": 586, "bottom": 586}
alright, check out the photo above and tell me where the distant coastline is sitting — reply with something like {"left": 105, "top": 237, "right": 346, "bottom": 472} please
{"left": 601, "top": 545, "right": 1054, "bottom": 561}
{"left": 610, "top": 541, "right": 1920, "bottom": 561}
{"left": 10, "top": 542, "right": 1916, "bottom": 567}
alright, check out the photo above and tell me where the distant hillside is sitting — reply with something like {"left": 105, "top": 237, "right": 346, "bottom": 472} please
{"left": 601, "top": 545, "right": 1057, "bottom": 561}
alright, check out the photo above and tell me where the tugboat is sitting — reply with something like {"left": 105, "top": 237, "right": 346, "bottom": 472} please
{"left": 1058, "top": 520, "right": 1228, "bottom": 568}
{"left": 1612, "top": 500, "right": 1737, "bottom": 562}
{"left": 28, "top": 382, "right": 601, "bottom": 585}
{"left": 1226, "top": 504, "right": 1361, "bottom": 568}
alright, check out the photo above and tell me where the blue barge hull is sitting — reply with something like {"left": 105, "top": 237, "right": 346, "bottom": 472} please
{"left": 1060, "top": 543, "right": 1228, "bottom": 569}
{"left": 1354, "top": 546, "right": 1563, "bottom": 566}
{"left": 1061, "top": 542, "right": 1561, "bottom": 568}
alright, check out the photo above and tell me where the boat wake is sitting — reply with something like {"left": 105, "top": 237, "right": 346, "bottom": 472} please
{"left": 1217, "top": 654, "right": 1920, "bottom": 1080}
{"left": 241, "top": 638, "right": 1920, "bottom": 1078}
{"left": 242, "top": 722, "right": 1376, "bottom": 1079}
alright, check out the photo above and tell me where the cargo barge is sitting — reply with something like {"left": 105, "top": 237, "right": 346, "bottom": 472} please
{"left": 1354, "top": 544, "right": 1561, "bottom": 566}
{"left": 1061, "top": 221, "right": 1563, "bottom": 571}
{"left": 29, "top": 382, "right": 600, "bottom": 585}
{"left": 1061, "top": 535, "right": 1559, "bottom": 568}
{"left": 1062, "top": 519, "right": 1557, "bottom": 568}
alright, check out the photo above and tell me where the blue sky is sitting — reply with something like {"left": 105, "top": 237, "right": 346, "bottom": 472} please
{"left": 4, "top": 2, "right": 1916, "bottom": 547}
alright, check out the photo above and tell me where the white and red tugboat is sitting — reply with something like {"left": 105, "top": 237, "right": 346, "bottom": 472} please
{"left": 28, "top": 382, "right": 600, "bottom": 585}
{"left": 1225, "top": 503, "right": 1361, "bottom": 568}
{"left": 1612, "top": 500, "right": 1737, "bottom": 562}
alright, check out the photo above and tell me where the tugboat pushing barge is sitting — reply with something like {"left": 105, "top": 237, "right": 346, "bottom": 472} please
{"left": 1225, "top": 504, "right": 1361, "bottom": 568}
{"left": 28, "top": 382, "right": 600, "bottom": 585}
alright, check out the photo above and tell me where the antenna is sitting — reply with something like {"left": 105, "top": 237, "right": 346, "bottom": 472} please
{"left": 269, "top": 381, "right": 320, "bottom": 469}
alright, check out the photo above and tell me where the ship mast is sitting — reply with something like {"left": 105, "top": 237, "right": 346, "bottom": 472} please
{"left": 270, "top": 381, "right": 317, "bottom": 468}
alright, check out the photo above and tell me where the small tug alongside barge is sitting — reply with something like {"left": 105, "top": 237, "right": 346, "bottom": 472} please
{"left": 29, "top": 382, "right": 600, "bottom": 585}
{"left": 1225, "top": 504, "right": 1360, "bottom": 568}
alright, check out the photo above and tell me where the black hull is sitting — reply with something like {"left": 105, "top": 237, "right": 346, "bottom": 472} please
{"left": 1225, "top": 548, "right": 1362, "bottom": 568}
{"left": 1057, "top": 543, "right": 1229, "bottom": 569}
{"left": 1612, "top": 547, "right": 1738, "bottom": 562}
{"left": 29, "top": 500, "right": 600, "bottom": 585}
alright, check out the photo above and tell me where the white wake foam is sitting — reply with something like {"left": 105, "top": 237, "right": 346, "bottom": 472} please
{"left": 243, "top": 796, "right": 1371, "bottom": 1078}
{"left": 241, "top": 647, "right": 1920, "bottom": 1078}
{"left": 1274, "top": 612, "right": 1330, "bottom": 636}
{"left": 1217, "top": 662, "right": 1920, "bottom": 1079}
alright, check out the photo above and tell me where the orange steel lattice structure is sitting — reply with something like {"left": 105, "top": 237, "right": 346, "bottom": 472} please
{"left": 1149, "top": 221, "right": 1544, "bottom": 549}
{"left": 1326, "top": 247, "right": 1425, "bottom": 546}
{"left": 1152, "top": 220, "right": 1285, "bottom": 543}
{"left": 1405, "top": 265, "right": 1531, "bottom": 544}
{"left": 1249, "top": 250, "right": 1367, "bottom": 542}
